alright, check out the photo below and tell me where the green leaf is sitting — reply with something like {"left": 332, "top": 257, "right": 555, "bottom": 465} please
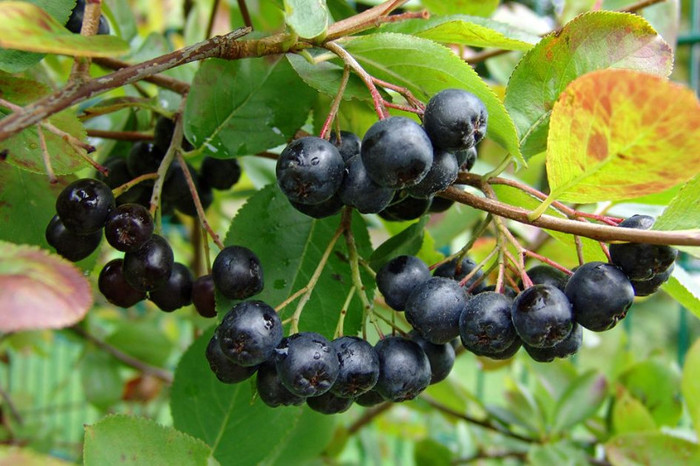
{"left": 421, "top": 0, "right": 499, "bottom": 17}
{"left": 654, "top": 174, "right": 700, "bottom": 232}
{"left": 606, "top": 432, "right": 700, "bottom": 466}
{"left": 344, "top": 33, "right": 524, "bottom": 166}
{"left": 284, "top": 0, "right": 329, "bottom": 39}
{"left": 603, "top": 0, "right": 681, "bottom": 48}
{"left": 661, "top": 267, "right": 700, "bottom": 319}
{"left": 80, "top": 351, "right": 124, "bottom": 411}
{"left": 220, "top": 184, "right": 373, "bottom": 339}
{"left": 0, "top": 446, "right": 72, "bottom": 465}
{"left": 617, "top": 359, "right": 682, "bottom": 427}
{"left": 171, "top": 328, "right": 335, "bottom": 466}
{"left": 105, "top": 321, "right": 174, "bottom": 368}
{"left": 184, "top": 57, "right": 316, "bottom": 158}
{"left": 528, "top": 441, "right": 589, "bottom": 466}
{"left": 381, "top": 15, "right": 539, "bottom": 51}
{"left": 84, "top": 414, "right": 215, "bottom": 466}
{"left": 369, "top": 217, "right": 427, "bottom": 270}
{"left": 612, "top": 388, "right": 657, "bottom": 434}
{"left": 414, "top": 438, "right": 452, "bottom": 466}
{"left": 551, "top": 371, "right": 608, "bottom": 434}
{"left": 287, "top": 53, "right": 374, "bottom": 101}
{"left": 0, "top": 242, "right": 92, "bottom": 332}
{"left": 682, "top": 339, "right": 700, "bottom": 438}
{"left": 0, "top": 76, "right": 89, "bottom": 175}
{"left": 546, "top": 70, "right": 700, "bottom": 203}
{"left": 504, "top": 11, "right": 673, "bottom": 159}
{"left": 0, "top": 2, "right": 129, "bottom": 57}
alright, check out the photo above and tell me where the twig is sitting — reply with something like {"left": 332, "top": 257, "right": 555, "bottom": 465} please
{"left": 347, "top": 402, "right": 393, "bottom": 434}
{"left": 70, "top": 326, "right": 173, "bottom": 384}
{"left": 206, "top": 0, "right": 223, "bottom": 39}
{"left": 320, "top": 66, "right": 351, "bottom": 140}
{"left": 333, "top": 286, "right": 356, "bottom": 339}
{"left": 237, "top": 0, "right": 253, "bottom": 29}
{"left": 112, "top": 172, "right": 159, "bottom": 197}
{"left": 70, "top": 0, "right": 102, "bottom": 80}
{"left": 325, "top": 0, "right": 410, "bottom": 42}
{"left": 92, "top": 57, "right": 191, "bottom": 94}
{"left": 87, "top": 129, "right": 154, "bottom": 141}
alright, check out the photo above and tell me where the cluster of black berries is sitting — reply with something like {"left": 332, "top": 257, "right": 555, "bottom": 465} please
{"left": 275, "top": 89, "right": 486, "bottom": 220}
{"left": 66, "top": 0, "right": 110, "bottom": 35}
{"left": 98, "top": 116, "right": 241, "bottom": 219}
{"left": 377, "top": 214, "right": 677, "bottom": 364}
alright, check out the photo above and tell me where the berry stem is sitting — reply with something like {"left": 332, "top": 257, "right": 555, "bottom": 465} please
{"left": 495, "top": 244, "right": 506, "bottom": 294}
{"left": 457, "top": 247, "right": 497, "bottom": 288}
{"left": 205, "top": 0, "right": 224, "bottom": 39}
{"left": 319, "top": 66, "right": 351, "bottom": 140}
{"left": 288, "top": 219, "right": 346, "bottom": 334}
{"left": 86, "top": 129, "right": 154, "bottom": 141}
{"left": 523, "top": 250, "right": 573, "bottom": 275}
{"left": 70, "top": 0, "right": 102, "bottom": 81}
{"left": 371, "top": 76, "right": 425, "bottom": 111}
{"left": 111, "top": 172, "right": 159, "bottom": 198}
{"left": 333, "top": 286, "right": 356, "bottom": 339}
{"left": 574, "top": 235, "right": 586, "bottom": 266}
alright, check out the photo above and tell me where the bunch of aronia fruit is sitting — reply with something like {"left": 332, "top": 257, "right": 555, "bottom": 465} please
{"left": 275, "top": 89, "right": 486, "bottom": 220}
{"left": 45, "top": 116, "right": 242, "bottom": 317}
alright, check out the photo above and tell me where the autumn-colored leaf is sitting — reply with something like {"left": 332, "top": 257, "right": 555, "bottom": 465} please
{"left": 546, "top": 69, "right": 700, "bottom": 203}
{"left": 0, "top": 2, "right": 129, "bottom": 57}
{"left": 0, "top": 242, "right": 93, "bottom": 332}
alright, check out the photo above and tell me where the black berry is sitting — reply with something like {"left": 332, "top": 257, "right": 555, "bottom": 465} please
{"left": 405, "top": 277, "right": 469, "bottom": 344}
{"left": 56, "top": 178, "right": 115, "bottom": 235}
{"left": 330, "top": 130, "right": 361, "bottom": 162}
{"left": 149, "top": 262, "right": 193, "bottom": 312}
{"left": 275, "top": 332, "right": 340, "bottom": 397}
{"left": 423, "top": 89, "right": 488, "bottom": 151}
{"left": 256, "top": 360, "right": 305, "bottom": 407}
{"left": 460, "top": 291, "right": 518, "bottom": 356}
{"left": 330, "top": 336, "right": 380, "bottom": 398}
{"left": 456, "top": 146, "right": 477, "bottom": 171}
{"left": 434, "top": 256, "right": 485, "bottom": 292}
{"left": 216, "top": 300, "right": 283, "bottom": 367}
{"left": 307, "top": 391, "right": 354, "bottom": 415}
{"left": 338, "top": 155, "right": 395, "bottom": 214}
{"left": 127, "top": 142, "right": 165, "bottom": 178}
{"left": 206, "top": 333, "right": 258, "bottom": 384}
{"left": 406, "top": 149, "right": 459, "bottom": 199}
{"left": 290, "top": 193, "right": 344, "bottom": 219}
{"left": 609, "top": 215, "right": 678, "bottom": 280}
{"left": 200, "top": 157, "right": 241, "bottom": 191}
{"left": 631, "top": 264, "right": 674, "bottom": 297}
{"left": 45, "top": 214, "right": 102, "bottom": 262}
{"left": 104, "top": 203, "right": 154, "bottom": 252}
{"left": 378, "top": 192, "right": 432, "bottom": 221}
{"left": 98, "top": 258, "right": 146, "bottom": 308}
{"left": 122, "top": 234, "right": 174, "bottom": 292}
{"left": 511, "top": 284, "right": 573, "bottom": 348}
{"left": 354, "top": 389, "right": 385, "bottom": 407}
{"left": 521, "top": 265, "right": 568, "bottom": 291}
{"left": 192, "top": 274, "right": 217, "bottom": 318}
{"left": 410, "top": 332, "right": 455, "bottom": 384}
{"left": 374, "top": 336, "right": 431, "bottom": 402}
{"left": 376, "top": 255, "right": 431, "bottom": 311}
{"left": 66, "top": 0, "right": 110, "bottom": 35}
{"left": 524, "top": 322, "right": 582, "bottom": 363}
{"left": 212, "top": 245, "right": 264, "bottom": 300}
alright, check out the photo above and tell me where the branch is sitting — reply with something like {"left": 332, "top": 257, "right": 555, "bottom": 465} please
{"left": 347, "top": 402, "right": 393, "bottom": 434}
{"left": 87, "top": 129, "right": 154, "bottom": 141}
{"left": 92, "top": 57, "right": 191, "bottom": 94}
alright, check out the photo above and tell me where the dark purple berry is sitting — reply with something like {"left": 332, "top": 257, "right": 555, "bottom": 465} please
{"left": 56, "top": 178, "right": 115, "bottom": 235}
{"left": 631, "top": 264, "right": 674, "bottom": 297}
{"left": 330, "top": 130, "right": 361, "bottom": 162}
{"left": 104, "top": 203, "right": 154, "bottom": 252}
{"left": 409, "top": 332, "right": 455, "bottom": 384}
{"left": 149, "top": 262, "right": 193, "bottom": 312}
{"left": 290, "top": 193, "right": 343, "bottom": 219}
{"left": 126, "top": 142, "right": 165, "bottom": 178}
{"left": 428, "top": 196, "right": 455, "bottom": 213}
{"left": 330, "top": 336, "right": 380, "bottom": 398}
{"left": 98, "top": 258, "right": 146, "bottom": 308}
{"left": 355, "top": 389, "right": 385, "bottom": 407}
{"left": 423, "top": 89, "right": 488, "bottom": 151}
{"left": 200, "top": 157, "right": 241, "bottom": 191}
{"left": 374, "top": 336, "right": 431, "bottom": 402}
{"left": 378, "top": 192, "right": 432, "bottom": 221}
{"left": 307, "top": 391, "right": 354, "bottom": 415}
{"left": 338, "top": 155, "right": 395, "bottom": 214}
{"left": 275, "top": 332, "right": 340, "bottom": 397}
{"left": 524, "top": 322, "right": 582, "bottom": 363}
{"left": 376, "top": 255, "right": 431, "bottom": 311}
{"left": 122, "top": 234, "right": 174, "bottom": 292}
{"left": 609, "top": 215, "right": 678, "bottom": 280}
{"left": 512, "top": 284, "right": 573, "bottom": 348}
{"left": 45, "top": 214, "right": 102, "bottom": 262}
{"left": 216, "top": 300, "right": 283, "bottom": 367}
{"left": 407, "top": 150, "right": 459, "bottom": 198}
{"left": 212, "top": 245, "right": 264, "bottom": 300}
{"left": 460, "top": 291, "right": 518, "bottom": 355}
{"left": 256, "top": 360, "right": 306, "bottom": 407}
{"left": 206, "top": 333, "right": 258, "bottom": 384}
{"left": 66, "top": 0, "right": 109, "bottom": 35}
{"left": 192, "top": 274, "right": 217, "bottom": 318}
{"left": 456, "top": 146, "right": 477, "bottom": 171}
{"left": 405, "top": 277, "right": 469, "bottom": 344}
{"left": 521, "top": 265, "right": 568, "bottom": 291}
{"left": 434, "top": 256, "right": 485, "bottom": 292}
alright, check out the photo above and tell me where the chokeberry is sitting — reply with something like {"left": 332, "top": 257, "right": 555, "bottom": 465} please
{"left": 354, "top": 389, "right": 385, "bottom": 407}
{"left": 104, "top": 203, "right": 154, "bottom": 252}
{"left": 330, "top": 336, "right": 380, "bottom": 398}
{"left": 361, "top": 117, "right": 433, "bottom": 189}
{"left": 152, "top": 117, "right": 193, "bottom": 153}
{"left": 483, "top": 337, "right": 522, "bottom": 360}
{"left": 276, "top": 137, "right": 345, "bottom": 205}
{"left": 256, "top": 360, "right": 306, "bottom": 407}
{"left": 609, "top": 215, "right": 678, "bottom": 280}
{"left": 127, "top": 142, "right": 165, "bottom": 178}
{"left": 307, "top": 391, "right": 354, "bottom": 415}
{"left": 98, "top": 258, "right": 146, "bottom": 308}
{"left": 56, "top": 178, "right": 115, "bottom": 235}
{"left": 205, "top": 334, "right": 258, "bottom": 384}
{"left": 330, "top": 131, "right": 362, "bottom": 162}
{"left": 433, "top": 256, "right": 485, "bottom": 292}
{"left": 423, "top": 89, "right": 488, "bottom": 151}
{"left": 374, "top": 336, "right": 431, "bottom": 402}
{"left": 45, "top": 214, "right": 102, "bottom": 262}
{"left": 521, "top": 265, "right": 568, "bottom": 291}
{"left": 173, "top": 178, "right": 213, "bottom": 217}
{"left": 511, "top": 284, "right": 573, "bottom": 348}
{"left": 290, "top": 194, "right": 344, "bottom": 219}
{"left": 378, "top": 192, "right": 432, "bottom": 221}
{"left": 192, "top": 274, "right": 217, "bottom": 318}
{"left": 565, "top": 262, "right": 634, "bottom": 332}
{"left": 275, "top": 332, "right": 340, "bottom": 397}
{"left": 149, "top": 262, "right": 193, "bottom": 312}
{"left": 631, "top": 264, "right": 674, "bottom": 297}
{"left": 410, "top": 332, "right": 455, "bottom": 384}
{"left": 122, "top": 234, "right": 174, "bottom": 292}
{"left": 428, "top": 196, "right": 455, "bottom": 213}
{"left": 200, "top": 157, "right": 241, "bottom": 191}
{"left": 66, "top": 0, "right": 110, "bottom": 35}
{"left": 216, "top": 300, "right": 283, "bottom": 367}
{"left": 212, "top": 245, "right": 264, "bottom": 300}
{"left": 338, "top": 155, "right": 395, "bottom": 214}
{"left": 524, "top": 323, "right": 582, "bottom": 363}
{"left": 456, "top": 146, "right": 477, "bottom": 171}
{"left": 407, "top": 150, "right": 459, "bottom": 199}
{"left": 405, "top": 277, "right": 469, "bottom": 344}
{"left": 460, "top": 291, "right": 518, "bottom": 355}
{"left": 376, "top": 255, "right": 431, "bottom": 311}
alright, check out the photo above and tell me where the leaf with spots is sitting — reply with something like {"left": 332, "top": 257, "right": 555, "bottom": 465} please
{"left": 84, "top": 414, "right": 215, "bottom": 466}
{"left": 171, "top": 327, "right": 335, "bottom": 466}
{"left": 545, "top": 70, "right": 700, "bottom": 203}
{"left": 0, "top": 76, "right": 89, "bottom": 175}
{"left": 605, "top": 432, "right": 700, "bottom": 465}
{"left": 0, "top": 2, "right": 129, "bottom": 57}
{"left": 0, "top": 241, "right": 92, "bottom": 332}
{"left": 504, "top": 11, "right": 673, "bottom": 159}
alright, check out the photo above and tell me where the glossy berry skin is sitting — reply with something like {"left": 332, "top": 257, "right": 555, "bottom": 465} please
{"left": 460, "top": 291, "right": 518, "bottom": 356}
{"left": 212, "top": 245, "right": 264, "bottom": 300}
{"left": 104, "top": 203, "right": 154, "bottom": 252}
{"left": 511, "top": 284, "right": 574, "bottom": 348}
{"left": 376, "top": 255, "right": 431, "bottom": 311}
{"left": 216, "top": 300, "right": 282, "bottom": 367}
{"left": 45, "top": 215, "right": 102, "bottom": 262}
{"left": 290, "top": 194, "right": 343, "bottom": 219}
{"left": 173, "top": 179, "right": 213, "bottom": 217}
{"left": 152, "top": 117, "right": 193, "bottom": 153}
{"left": 307, "top": 391, "right": 354, "bottom": 415}
{"left": 127, "top": 142, "right": 165, "bottom": 178}
{"left": 609, "top": 215, "right": 678, "bottom": 280}
{"left": 423, "top": 89, "right": 488, "bottom": 152}
{"left": 98, "top": 157, "right": 131, "bottom": 189}
{"left": 98, "top": 259, "right": 147, "bottom": 308}
{"left": 456, "top": 146, "right": 477, "bottom": 171}
{"left": 410, "top": 332, "right": 455, "bottom": 384}
{"left": 330, "top": 131, "right": 361, "bottom": 162}
{"left": 379, "top": 192, "right": 432, "bottom": 221}
{"left": 565, "top": 262, "right": 634, "bottom": 332}
{"left": 338, "top": 155, "right": 395, "bottom": 214}
{"left": 631, "top": 264, "right": 674, "bottom": 297}
{"left": 524, "top": 323, "right": 582, "bottom": 363}
{"left": 122, "top": 234, "right": 174, "bottom": 292}
{"left": 481, "top": 285, "right": 518, "bottom": 300}
{"left": 275, "top": 332, "right": 340, "bottom": 397}
{"left": 330, "top": 336, "right": 380, "bottom": 398}
{"left": 205, "top": 334, "right": 258, "bottom": 384}
{"left": 66, "top": 0, "right": 110, "bottom": 35}
{"left": 405, "top": 277, "right": 469, "bottom": 344}
{"left": 521, "top": 265, "right": 568, "bottom": 291}
{"left": 484, "top": 337, "right": 522, "bottom": 360}
{"left": 192, "top": 274, "right": 217, "bottom": 318}
{"left": 149, "top": 262, "right": 193, "bottom": 312}
{"left": 56, "top": 178, "right": 115, "bottom": 235}
{"left": 256, "top": 360, "right": 305, "bottom": 407}
{"left": 407, "top": 150, "right": 459, "bottom": 198}
{"left": 434, "top": 257, "right": 485, "bottom": 292}
{"left": 355, "top": 389, "right": 385, "bottom": 407}
{"left": 200, "top": 157, "right": 241, "bottom": 191}
{"left": 276, "top": 137, "right": 345, "bottom": 205}
{"left": 428, "top": 196, "right": 454, "bottom": 213}
{"left": 374, "top": 337, "right": 431, "bottom": 402}
{"left": 361, "top": 117, "right": 433, "bottom": 189}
